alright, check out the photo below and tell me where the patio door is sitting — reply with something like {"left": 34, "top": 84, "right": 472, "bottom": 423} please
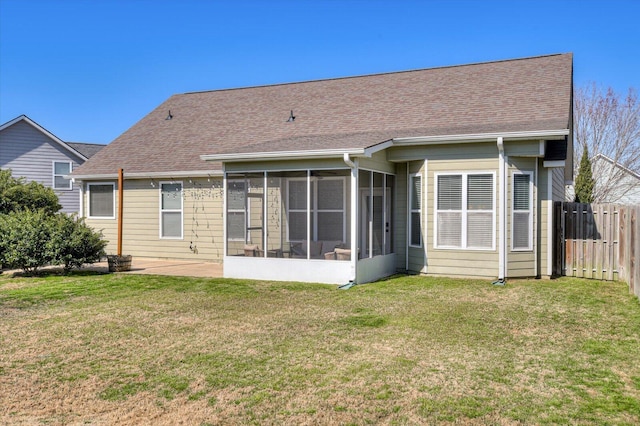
{"left": 360, "top": 188, "right": 391, "bottom": 257}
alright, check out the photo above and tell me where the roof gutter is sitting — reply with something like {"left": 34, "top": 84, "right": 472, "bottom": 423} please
{"left": 70, "top": 170, "right": 223, "bottom": 180}
{"left": 200, "top": 148, "right": 366, "bottom": 163}
{"left": 393, "top": 129, "right": 569, "bottom": 145}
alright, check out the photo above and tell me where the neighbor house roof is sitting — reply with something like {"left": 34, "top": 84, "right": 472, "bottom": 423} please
{"left": 73, "top": 53, "right": 573, "bottom": 177}
{"left": 66, "top": 142, "right": 105, "bottom": 159}
{"left": 0, "top": 115, "right": 90, "bottom": 161}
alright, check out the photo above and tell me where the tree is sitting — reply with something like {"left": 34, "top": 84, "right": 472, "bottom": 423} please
{"left": 573, "top": 84, "right": 640, "bottom": 203}
{"left": 574, "top": 148, "right": 595, "bottom": 203}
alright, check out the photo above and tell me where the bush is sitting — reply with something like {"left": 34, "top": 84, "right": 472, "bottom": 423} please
{"left": 0, "top": 210, "right": 107, "bottom": 274}
{"left": 48, "top": 214, "right": 107, "bottom": 273}
{"left": 0, "top": 209, "right": 55, "bottom": 273}
{"left": 0, "top": 169, "right": 61, "bottom": 214}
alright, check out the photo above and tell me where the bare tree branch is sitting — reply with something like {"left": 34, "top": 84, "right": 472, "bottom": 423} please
{"left": 573, "top": 84, "right": 640, "bottom": 203}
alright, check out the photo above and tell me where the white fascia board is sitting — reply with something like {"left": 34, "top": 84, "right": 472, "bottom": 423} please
{"left": 0, "top": 115, "right": 89, "bottom": 161}
{"left": 200, "top": 148, "right": 365, "bottom": 163}
{"left": 543, "top": 160, "right": 566, "bottom": 168}
{"left": 363, "top": 139, "right": 394, "bottom": 157}
{"left": 393, "top": 129, "right": 570, "bottom": 145}
{"left": 71, "top": 170, "right": 223, "bottom": 180}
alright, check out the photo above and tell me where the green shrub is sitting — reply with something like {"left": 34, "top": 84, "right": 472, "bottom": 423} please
{"left": 0, "top": 169, "right": 61, "bottom": 215}
{"left": 48, "top": 214, "right": 107, "bottom": 273}
{"left": 0, "top": 210, "right": 107, "bottom": 274}
{"left": 0, "top": 209, "right": 55, "bottom": 273}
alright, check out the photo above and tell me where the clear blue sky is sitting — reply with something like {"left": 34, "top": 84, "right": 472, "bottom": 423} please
{"left": 1, "top": 0, "right": 638, "bottom": 144}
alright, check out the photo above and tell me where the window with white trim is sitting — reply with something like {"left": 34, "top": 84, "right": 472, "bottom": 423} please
{"left": 87, "top": 183, "right": 115, "bottom": 219}
{"left": 512, "top": 172, "right": 533, "bottom": 251}
{"left": 160, "top": 182, "right": 183, "bottom": 239}
{"left": 409, "top": 174, "right": 422, "bottom": 247}
{"left": 435, "top": 172, "right": 495, "bottom": 250}
{"left": 53, "top": 161, "right": 72, "bottom": 190}
{"left": 227, "top": 180, "right": 246, "bottom": 241}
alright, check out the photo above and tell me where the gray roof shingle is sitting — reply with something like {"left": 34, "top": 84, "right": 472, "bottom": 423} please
{"left": 73, "top": 53, "right": 573, "bottom": 176}
{"left": 66, "top": 142, "right": 105, "bottom": 159}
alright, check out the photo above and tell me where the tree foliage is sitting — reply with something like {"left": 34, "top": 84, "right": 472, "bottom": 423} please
{"left": 574, "top": 84, "right": 640, "bottom": 203}
{"left": 574, "top": 149, "right": 595, "bottom": 203}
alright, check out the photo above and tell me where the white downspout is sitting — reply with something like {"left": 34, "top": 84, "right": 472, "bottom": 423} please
{"left": 343, "top": 153, "right": 357, "bottom": 282}
{"left": 497, "top": 137, "right": 506, "bottom": 281}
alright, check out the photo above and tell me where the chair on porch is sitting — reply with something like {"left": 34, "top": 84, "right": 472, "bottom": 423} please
{"left": 244, "top": 244, "right": 264, "bottom": 257}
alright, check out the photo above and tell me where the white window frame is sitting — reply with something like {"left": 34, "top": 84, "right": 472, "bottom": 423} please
{"left": 286, "top": 176, "right": 346, "bottom": 242}
{"left": 409, "top": 173, "right": 422, "bottom": 248}
{"left": 434, "top": 171, "right": 496, "bottom": 251}
{"left": 53, "top": 161, "right": 73, "bottom": 190}
{"left": 511, "top": 171, "right": 534, "bottom": 251}
{"left": 87, "top": 182, "right": 115, "bottom": 219}
{"left": 227, "top": 180, "right": 247, "bottom": 242}
{"left": 159, "top": 181, "right": 183, "bottom": 239}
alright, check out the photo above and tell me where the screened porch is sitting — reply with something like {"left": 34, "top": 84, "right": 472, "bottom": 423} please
{"left": 223, "top": 168, "right": 396, "bottom": 284}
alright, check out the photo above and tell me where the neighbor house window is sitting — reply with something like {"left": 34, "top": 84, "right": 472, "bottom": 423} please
{"left": 227, "top": 180, "right": 246, "bottom": 241}
{"left": 409, "top": 174, "right": 422, "bottom": 247}
{"left": 87, "top": 183, "right": 115, "bottom": 219}
{"left": 53, "top": 161, "right": 72, "bottom": 190}
{"left": 512, "top": 172, "right": 533, "bottom": 251}
{"left": 160, "top": 182, "right": 183, "bottom": 239}
{"left": 435, "top": 172, "right": 495, "bottom": 250}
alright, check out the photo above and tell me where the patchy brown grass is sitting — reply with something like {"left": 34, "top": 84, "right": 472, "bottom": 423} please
{"left": 1, "top": 272, "right": 640, "bottom": 425}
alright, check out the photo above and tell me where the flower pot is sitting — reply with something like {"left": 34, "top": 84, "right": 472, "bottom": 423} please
{"left": 107, "top": 255, "right": 132, "bottom": 272}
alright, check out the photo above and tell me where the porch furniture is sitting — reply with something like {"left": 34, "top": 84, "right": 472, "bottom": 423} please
{"left": 244, "top": 244, "right": 263, "bottom": 257}
{"left": 289, "top": 240, "right": 343, "bottom": 259}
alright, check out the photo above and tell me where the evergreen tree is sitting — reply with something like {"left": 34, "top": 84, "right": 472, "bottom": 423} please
{"left": 574, "top": 148, "right": 595, "bottom": 203}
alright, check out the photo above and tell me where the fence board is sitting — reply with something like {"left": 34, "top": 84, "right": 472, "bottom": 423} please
{"left": 555, "top": 203, "right": 638, "bottom": 299}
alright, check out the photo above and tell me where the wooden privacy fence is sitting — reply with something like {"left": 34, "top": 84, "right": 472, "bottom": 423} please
{"left": 554, "top": 202, "right": 639, "bottom": 298}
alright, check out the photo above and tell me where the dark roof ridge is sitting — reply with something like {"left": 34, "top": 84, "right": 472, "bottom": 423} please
{"left": 183, "top": 53, "right": 572, "bottom": 96}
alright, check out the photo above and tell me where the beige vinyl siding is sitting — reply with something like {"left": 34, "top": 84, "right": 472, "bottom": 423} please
{"left": 394, "top": 162, "right": 408, "bottom": 272}
{"left": 426, "top": 155, "right": 499, "bottom": 278}
{"left": 407, "top": 161, "right": 426, "bottom": 273}
{"left": 358, "top": 150, "right": 395, "bottom": 174}
{"left": 506, "top": 157, "right": 536, "bottom": 277}
{"left": 83, "top": 177, "right": 224, "bottom": 262}
{"left": 504, "top": 140, "right": 544, "bottom": 157}
{"left": 224, "top": 158, "right": 348, "bottom": 173}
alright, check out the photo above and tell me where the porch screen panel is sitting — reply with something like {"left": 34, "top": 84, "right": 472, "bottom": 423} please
{"left": 372, "top": 172, "right": 384, "bottom": 256}
{"left": 316, "top": 179, "right": 344, "bottom": 241}
{"left": 466, "top": 174, "right": 493, "bottom": 249}
{"left": 385, "top": 174, "right": 394, "bottom": 254}
{"left": 227, "top": 180, "right": 246, "bottom": 241}
{"left": 512, "top": 173, "right": 532, "bottom": 250}
{"left": 288, "top": 180, "right": 307, "bottom": 241}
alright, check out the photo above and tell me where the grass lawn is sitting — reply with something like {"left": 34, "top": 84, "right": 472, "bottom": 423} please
{"left": 1, "top": 272, "right": 640, "bottom": 425}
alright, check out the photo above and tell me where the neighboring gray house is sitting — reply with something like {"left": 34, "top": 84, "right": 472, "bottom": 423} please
{"left": 0, "top": 115, "right": 105, "bottom": 213}
{"left": 592, "top": 154, "right": 640, "bottom": 205}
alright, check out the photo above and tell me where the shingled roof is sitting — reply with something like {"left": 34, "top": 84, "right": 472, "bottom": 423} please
{"left": 73, "top": 53, "right": 573, "bottom": 177}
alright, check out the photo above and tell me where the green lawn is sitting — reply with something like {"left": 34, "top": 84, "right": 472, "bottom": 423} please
{"left": 1, "top": 272, "right": 640, "bottom": 425}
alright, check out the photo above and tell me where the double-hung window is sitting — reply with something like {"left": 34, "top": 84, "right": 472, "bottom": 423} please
{"left": 409, "top": 174, "right": 422, "bottom": 247}
{"left": 512, "top": 172, "right": 533, "bottom": 251}
{"left": 435, "top": 172, "right": 495, "bottom": 250}
{"left": 87, "top": 183, "right": 115, "bottom": 219}
{"left": 53, "top": 161, "right": 73, "bottom": 190}
{"left": 160, "top": 182, "right": 183, "bottom": 239}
